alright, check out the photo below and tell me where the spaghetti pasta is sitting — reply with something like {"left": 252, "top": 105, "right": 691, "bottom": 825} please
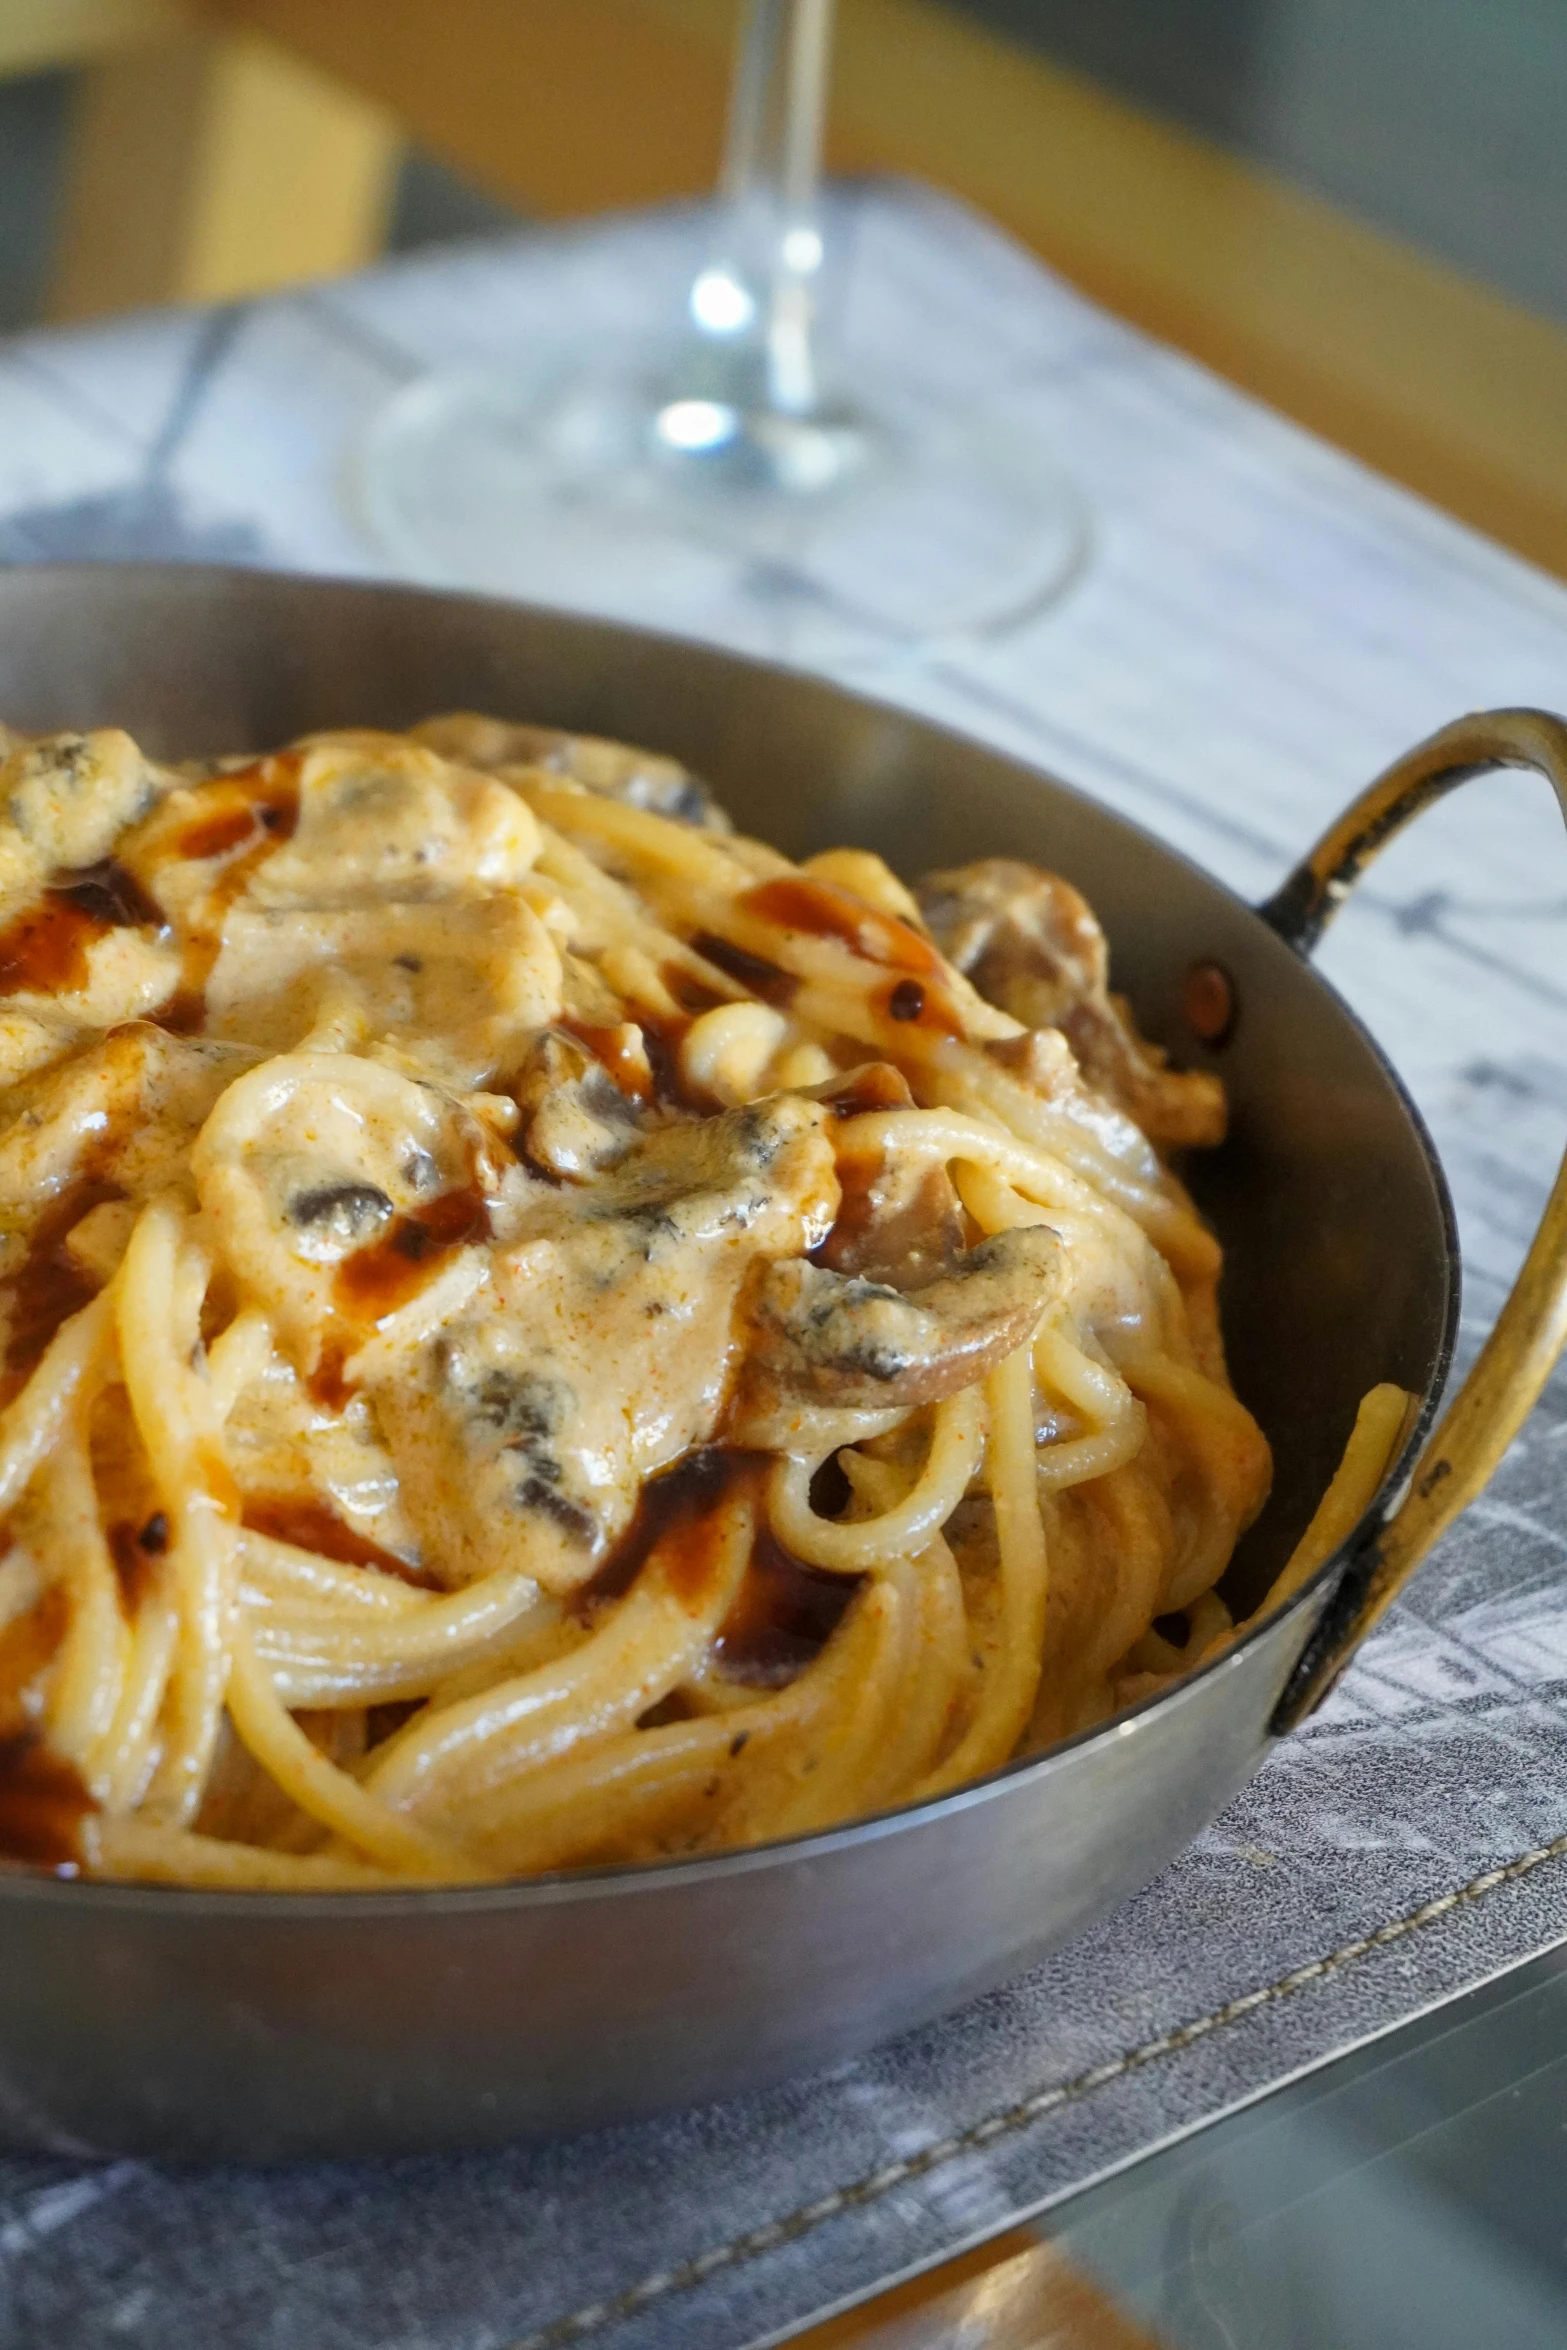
{"left": 0, "top": 714, "right": 1402, "bottom": 1887}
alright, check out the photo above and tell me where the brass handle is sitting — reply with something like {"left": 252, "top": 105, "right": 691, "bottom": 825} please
{"left": 1261, "top": 708, "right": 1567, "bottom": 1733}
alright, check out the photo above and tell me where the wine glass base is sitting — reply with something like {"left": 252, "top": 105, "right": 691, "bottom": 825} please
{"left": 359, "top": 362, "right": 1086, "bottom": 649}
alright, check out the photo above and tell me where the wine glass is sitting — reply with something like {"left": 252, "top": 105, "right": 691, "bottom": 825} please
{"left": 359, "top": 0, "right": 1085, "bottom": 651}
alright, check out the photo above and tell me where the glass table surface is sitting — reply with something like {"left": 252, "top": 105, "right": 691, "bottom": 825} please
{"left": 786, "top": 1933, "right": 1567, "bottom": 2348}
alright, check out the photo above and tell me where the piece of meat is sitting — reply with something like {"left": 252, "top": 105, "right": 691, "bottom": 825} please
{"left": 370, "top": 1096, "right": 839, "bottom": 1592}
{"left": 917, "top": 859, "right": 1225, "bottom": 1150}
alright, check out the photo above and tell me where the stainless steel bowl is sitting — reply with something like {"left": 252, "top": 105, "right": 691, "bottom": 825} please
{"left": 0, "top": 564, "right": 1562, "bottom": 2161}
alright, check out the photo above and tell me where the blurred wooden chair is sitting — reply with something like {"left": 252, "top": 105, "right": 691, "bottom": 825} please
{"left": 0, "top": 0, "right": 398, "bottom": 318}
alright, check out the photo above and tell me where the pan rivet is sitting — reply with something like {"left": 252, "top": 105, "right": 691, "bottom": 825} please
{"left": 1183, "top": 961, "right": 1236, "bottom": 1046}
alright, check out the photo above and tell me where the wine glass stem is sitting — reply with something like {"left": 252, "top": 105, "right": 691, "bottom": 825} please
{"left": 689, "top": 0, "right": 836, "bottom": 421}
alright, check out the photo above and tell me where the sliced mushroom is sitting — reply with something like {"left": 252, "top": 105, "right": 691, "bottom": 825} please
{"left": 511, "top": 1026, "right": 650, "bottom": 1181}
{"left": 203, "top": 891, "right": 562, "bottom": 1088}
{"left": 411, "top": 711, "right": 732, "bottom": 831}
{"left": 256, "top": 733, "right": 542, "bottom": 904}
{"left": 0, "top": 729, "right": 166, "bottom": 908}
{"left": 918, "top": 859, "right": 1226, "bottom": 1150}
{"left": 0, "top": 1025, "right": 259, "bottom": 1281}
{"left": 190, "top": 1052, "right": 514, "bottom": 1377}
{"left": 746, "top": 1223, "right": 1064, "bottom": 1411}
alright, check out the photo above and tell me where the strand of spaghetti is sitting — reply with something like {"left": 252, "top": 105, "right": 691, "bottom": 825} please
{"left": 0, "top": 1292, "right": 111, "bottom": 1520}
{"left": 531, "top": 828, "right": 752, "bottom": 1006}
{"left": 794, "top": 982, "right": 1185, "bottom": 1241}
{"left": 523, "top": 785, "right": 755, "bottom": 894}
{"left": 94, "top": 1580, "right": 179, "bottom": 1812}
{"left": 1112, "top": 1585, "right": 1236, "bottom": 1708}
{"left": 1115, "top": 1349, "right": 1273, "bottom": 1612}
{"left": 420, "top": 1610, "right": 586, "bottom": 1714}
{"left": 205, "top": 1308, "right": 274, "bottom": 1420}
{"left": 0, "top": 1549, "right": 40, "bottom": 1632}
{"left": 116, "top": 1200, "right": 238, "bottom": 1825}
{"left": 1035, "top": 1419, "right": 1148, "bottom": 1493}
{"left": 820, "top": 1448, "right": 972, "bottom": 1799}
{"left": 766, "top": 1385, "right": 985, "bottom": 1574}
{"left": 540, "top": 800, "right": 1202, "bottom": 1258}
{"left": 527, "top": 791, "right": 1017, "bottom": 1048}
{"left": 249, "top": 1566, "right": 546, "bottom": 1704}
{"left": 856, "top": 1536, "right": 971, "bottom": 1805}
{"left": 1064, "top": 1460, "right": 1182, "bottom": 1686}
{"left": 223, "top": 1614, "right": 485, "bottom": 1878}
{"left": 888, "top": 1111, "right": 1208, "bottom": 1314}
{"left": 38, "top": 1410, "right": 128, "bottom": 1778}
{"left": 956, "top": 1162, "right": 1149, "bottom": 1496}
{"left": 955, "top": 1161, "right": 1146, "bottom": 1353}
{"left": 675, "top": 1665, "right": 771, "bottom": 1716}
{"left": 238, "top": 1530, "right": 425, "bottom": 1613}
{"left": 365, "top": 1479, "right": 759, "bottom": 1813}
{"left": 89, "top": 1814, "right": 405, "bottom": 1890}
{"left": 768, "top": 1578, "right": 908, "bottom": 1834}
{"left": 1250, "top": 1382, "right": 1415, "bottom": 1622}
{"left": 1184, "top": 1588, "right": 1234, "bottom": 1657}
{"left": 843, "top": 1107, "right": 1132, "bottom": 1233}
{"left": 575, "top": 854, "right": 1192, "bottom": 1244}
{"left": 452, "top": 1575, "right": 898, "bottom": 1872}
{"left": 1033, "top": 1324, "right": 1133, "bottom": 1429}
{"left": 935, "top": 1060, "right": 1217, "bottom": 1276}
{"left": 914, "top": 1338, "right": 1049, "bottom": 1798}
{"left": 173, "top": 1223, "right": 213, "bottom": 1335}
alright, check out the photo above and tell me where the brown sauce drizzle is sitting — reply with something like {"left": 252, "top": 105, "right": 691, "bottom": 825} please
{"left": 107, "top": 1513, "right": 167, "bottom": 1613}
{"left": 659, "top": 963, "right": 727, "bottom": 1017}
{"left": 310, "top": 1185, "right": 493, "bottom": 1409}
{"left": 818, "top": 1062, "right": 915, "bottom": 1122}
{"left": 557, "top": 1018, "right": 655, "bottom": 1104}
{"left": 0, "top": 1739, "right": 91, "bottom": 1870}
{"left": 739, "top": 876, "right": 940, "bottom": 978}
{"left": 167, "top": 758, "right": 301, "bottom": 865}
{"left": 572, "top": 1448, "right": 765, "bottom": 1618}
{"left": 333, "top": 1185, "right": 492, "bottom": 1326}
{"left": 2, "top": 1178, "right": 126, "bottom": 1398}
{"left": 713, "top": 1523, "right": 859, "bottom": 1687}
{"left": 688, "top": 932, "right": 799, "bottom": 1007}
{"left": 241, "top": 1494, "right": 436, "bottom": 1589}
{"left": 54, "top": 860, "right": 164, "bottom": 930}
{"left": 814, "top": 1149, "right": 884, "bottom": 1273}
{"left": 158, "top": 755, "right": 301, "bottom": 1033}
{"left": 883, "top": 975, "right": 962, "bottom": 1037}
{"left": 0, "top": 1586, "right": 90, "bottom": 1869}
{"left": 0, "top": 858, "right": 161, "bottom": 998}
{"left": 307, "top": 1343, "right": 355, "bottom": 1415}
{"left": 809, "top": 1068, "right": 919, "bottom": 1274}
{"left": 0, "top": 897, "right": 109, "bottom": 996}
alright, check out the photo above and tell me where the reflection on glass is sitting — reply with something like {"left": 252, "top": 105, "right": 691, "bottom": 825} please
{"left": 779, "top": 1944, "right": 1567, "bottom": 2348}
{"left": 360, "top": 0, "right": 1084, "bottom": 650}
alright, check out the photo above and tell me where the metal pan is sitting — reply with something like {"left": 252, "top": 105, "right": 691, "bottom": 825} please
{"left": 0, "top": 565, "right": 1563, "bottom": 2162}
